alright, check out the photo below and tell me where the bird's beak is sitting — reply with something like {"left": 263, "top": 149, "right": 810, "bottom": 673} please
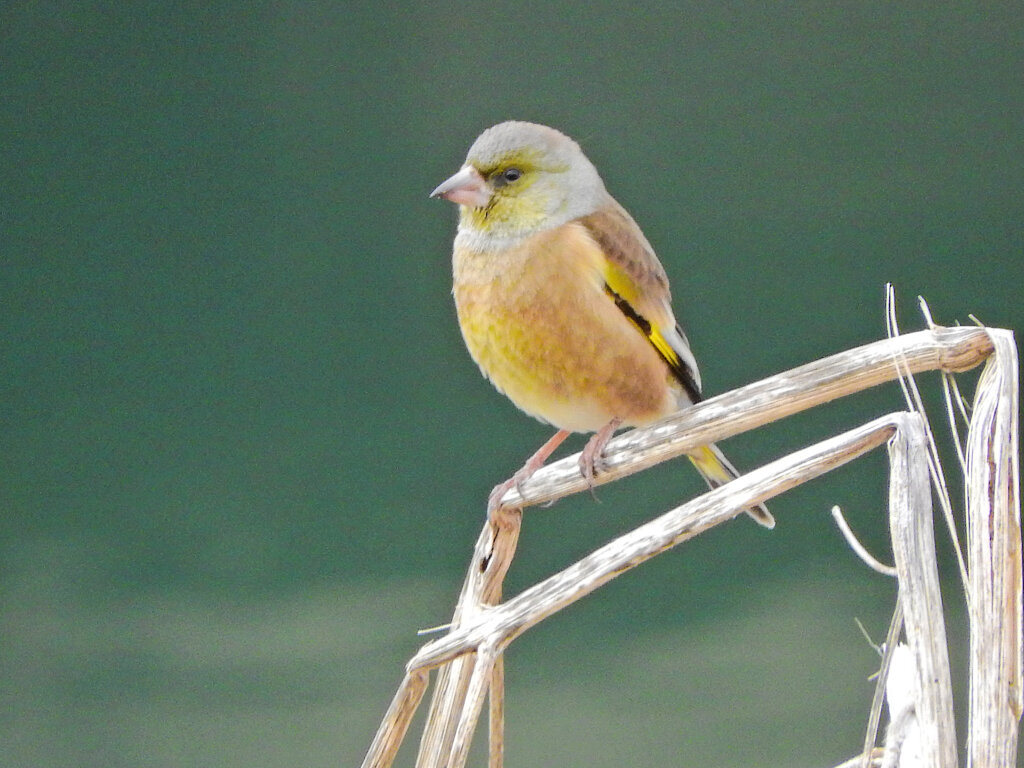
{"left": 430, "top": 166, "right": 491, "bottom": 208}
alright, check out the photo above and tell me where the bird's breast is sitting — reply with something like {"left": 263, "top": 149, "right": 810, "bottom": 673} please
{"left": 451, "top": 223, "right": 678, "bottom": 432}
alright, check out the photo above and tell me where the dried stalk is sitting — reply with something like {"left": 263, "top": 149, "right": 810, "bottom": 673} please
{"left": 488, "top": 656, "right": 504, "bottom": 768}
{"left": 359, "top": 324, "right": 1013, "bottom": 768}
{"left": 416, "top": 509, "right": 522, "bottom": 768}
{"left": 887, "top": 412, "right": 957, "bottom": 766}
{"left": 361, "top": 669, "right": 428, "bottom": 768}
{"left": 965, "top": 329, "right": 1022, "bottom": 767}
{"left": 832, "top": 506, "right": 898, "bottom": 577}
{"left": 413, "top": 416, "right": 897, "bottom": 674}
{"left": 493, "top": 327, "right": 992, "bottom": 511}
{"left": 866, "top": 601, "right": 906, "bottom": 767}
{"left": 885, "top": 287, "right": 969, "bottom": 593}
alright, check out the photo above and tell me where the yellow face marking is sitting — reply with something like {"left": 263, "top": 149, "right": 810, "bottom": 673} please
{"left": 460, "top": 149, "right": 570, "bottom": 235}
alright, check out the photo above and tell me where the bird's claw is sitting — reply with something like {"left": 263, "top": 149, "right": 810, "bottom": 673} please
{"left": 487, "top": 468, "right": 532, "bottom": 519}
{"left": 487, "top": 478, "right": 515, "bottom": 520}
{"left": 577, "top": 450, "right": 608, "bottom": 488}
{"left": 578, "top": 417, "right": 620, "bottom": 491}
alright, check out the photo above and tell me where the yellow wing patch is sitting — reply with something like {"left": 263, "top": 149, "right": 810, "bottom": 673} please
{"left": 601, "top": 259, "right": 701, "bottom": 403}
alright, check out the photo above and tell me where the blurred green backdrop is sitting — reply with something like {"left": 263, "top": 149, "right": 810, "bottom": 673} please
{"left": 3, "top": 2, "right": 1021, "bottom": 766}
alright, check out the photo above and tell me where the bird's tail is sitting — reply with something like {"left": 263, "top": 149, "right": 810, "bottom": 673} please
{"left": 687, "top": 443, "right": 774, "bottom": 528}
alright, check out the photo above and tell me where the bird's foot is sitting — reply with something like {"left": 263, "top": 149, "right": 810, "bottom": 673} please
{"left": 487, "top": 429, "right": 571, "bottom": 519}
{"left": 487, "top": 476, "right": 519, "bottom": 519}
{"left": 578, "top": 418, "right": 622, "bottom": 489}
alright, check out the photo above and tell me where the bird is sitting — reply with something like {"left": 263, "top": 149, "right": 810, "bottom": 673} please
{"left": 431, "top": 121, "right": 773, "bottom": 528}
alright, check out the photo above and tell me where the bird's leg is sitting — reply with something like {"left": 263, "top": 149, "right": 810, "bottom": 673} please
{"left": 579, "top": 417, "right": 622, "bottom": 487}
{"left": 488, "top": 429, "right": 572, "bottom": 517}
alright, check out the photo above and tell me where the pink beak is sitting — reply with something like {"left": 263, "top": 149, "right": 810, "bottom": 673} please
{"left": 430, "top": 166, "right": 492, "bottom": 208}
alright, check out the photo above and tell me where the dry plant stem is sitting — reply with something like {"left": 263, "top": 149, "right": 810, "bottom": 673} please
{"left": 940, "top": 370, "right": 968, "bottom": 471}
{"left": 447, "top": 641, "right": 500, "bottom": 768}
{"left": 411, "top": 416, "right": 898, "bottom": 673}
{"left": 413, "top": 508, "right": 521, "bottom": 768}
{"left": 397, "top": 417, "right": 897, "bottom": 768}
{"left": 860, "top": 601, "right": 905, "bottom": 768}
{"left": 886, "top": 289, "right": 970, "bottom": 595}
{"left": 359, "top": 325, "right": 1007, "bottom": 768}
{"left": 966, "top": 329, "right": 1022, "bottom": 767}
{"left": 489, "top": 657, "right": 504, "bottom": 768}
{"left": 832, "top": 505, "right": 898, "bottom": 577}
{"left": 495, "top": 326, "right": 993, "bottom": 512}
{"left": 887, "top": 412, "right": 957, "bottom": 766}
{"left": 361, "top": 669, "right": 429, "bottom": 768}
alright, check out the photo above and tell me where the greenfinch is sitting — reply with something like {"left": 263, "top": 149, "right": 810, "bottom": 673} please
{"left": 432, "top": 121, "right": 773, "bottom": 528}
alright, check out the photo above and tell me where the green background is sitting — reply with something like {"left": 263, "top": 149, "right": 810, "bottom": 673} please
{"left": 3, "top": 2, "right": 1021, "bottom": 766}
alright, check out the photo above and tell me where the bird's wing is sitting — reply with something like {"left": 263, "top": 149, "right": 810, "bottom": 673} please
{"left": 577, "top": 202, "right": 703, "bottom": 403}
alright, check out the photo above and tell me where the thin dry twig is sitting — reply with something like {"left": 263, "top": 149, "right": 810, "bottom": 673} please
{"left": 919, "top": 297, "right": 971, "bottom": 475}
{"left": 855, "top": 617, "right": 884, "bottom": 659}
{"left": 832, "top": 505, "right": 898, "bottom": 577}
{"left": 885, "top": 286, "right": 969, "bottom": 594}
{"left": 939, "top": 369, "right": 969, "bottom": 473}
{"left": 948, "top": 366, "right": 973, "bottom": 423}
{"left": 861, "top": 601, "right": 906, "bottom": 768}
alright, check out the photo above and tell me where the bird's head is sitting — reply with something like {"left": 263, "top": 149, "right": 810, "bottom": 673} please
{"left": 431, "top": 121, "right": 607, "bottom": 241}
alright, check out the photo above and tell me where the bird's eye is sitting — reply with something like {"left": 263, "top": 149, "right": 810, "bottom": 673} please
{"left": 492, "top": 167, "right": 522, "bottom": 187}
